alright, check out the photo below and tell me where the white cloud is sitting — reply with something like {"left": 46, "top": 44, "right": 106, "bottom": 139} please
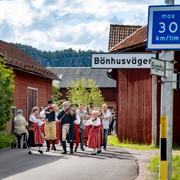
{"left": 0, "top": 0, "right": 34, "bottom": 27}
{"left": 0, "top": 0, "right": 172, "bottom": 51}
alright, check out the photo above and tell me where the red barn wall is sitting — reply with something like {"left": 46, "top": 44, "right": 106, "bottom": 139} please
{"left": 173, "top": 52, "right": 180, "bottom": 145}
{"left": 100, "top": 88, "right": 116, "bottom": 108}
{"left": 13, "top": 70, "right": 52, "bottom": 119}
{"left": 117, "top": 69, "right": 152, "bottom": 144}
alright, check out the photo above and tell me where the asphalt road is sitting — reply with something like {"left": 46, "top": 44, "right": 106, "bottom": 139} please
{"left": 0, "top": 146, "right": 138, "bottom": 180}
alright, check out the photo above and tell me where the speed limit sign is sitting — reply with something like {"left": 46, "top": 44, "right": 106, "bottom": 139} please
{"left": 147, "top": 5, "right": 180, "bottom": 50}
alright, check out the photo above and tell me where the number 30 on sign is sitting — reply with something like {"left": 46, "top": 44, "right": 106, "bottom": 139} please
{"left": 147, "top": 5, "right": 180, "bottom": 50}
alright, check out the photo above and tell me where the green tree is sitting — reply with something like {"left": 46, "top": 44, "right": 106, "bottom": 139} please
{"left": 52, "top": 85, "right": 61, "bottom": 103}
{"left": 0, "top": 57, "right": 14, "bottom": 130}
{"left": 67, "top": 78, "right": 88, "bottom": 105}
{"left": 67, "top": 78, "right": 104, "bottom": 107}
{"left": 88, "top": 79, "right": 104, "bottom": 107}
{"left": 13, "top": 43, "right": 103, "bottom": 67}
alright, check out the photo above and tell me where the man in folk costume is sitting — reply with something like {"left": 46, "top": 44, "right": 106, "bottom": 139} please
{"left": 28, "top": 106, "right": 45, "bottom": 154}
{"left": 58, "top": 101, "right": 76, "bottom": 154}
{"left": 88, "top": 110, "right": 101, "bottom": 155}
{"left": 44, "top": 100, "right": 57, "bottom": 152}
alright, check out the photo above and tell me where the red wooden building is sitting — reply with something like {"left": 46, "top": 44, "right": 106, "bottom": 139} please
{"left": 0, "top": 40, "right": 58, "bottom": 119}
{"left": 108, "top": 25, "right": 180, "bottom": 145}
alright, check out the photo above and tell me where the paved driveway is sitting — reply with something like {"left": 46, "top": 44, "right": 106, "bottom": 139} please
{"left": 0, "top": 146, "right": 138, "bottom": 180}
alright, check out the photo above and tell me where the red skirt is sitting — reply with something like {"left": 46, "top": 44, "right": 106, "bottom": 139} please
{"left": 74, "top": 124, "right": 80, "bottom": 144}
{"left": 54, "top": 121, "right": 61, "bottom": 144}
{"left": 34, "top": 123, "right": 44, "bottom": 145}
{"left": 84, "top": 125, "right": 91, "bottom": 144}
{"left": 88, "top": 126, "right": 101, "bottom": 149}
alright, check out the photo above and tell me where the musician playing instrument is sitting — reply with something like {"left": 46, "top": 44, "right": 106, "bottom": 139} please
{"left": 44, "top": 100, "right": 57, "bottom": 152}
{"left": 57, "top": 101, "right": 76, "bottom": 154}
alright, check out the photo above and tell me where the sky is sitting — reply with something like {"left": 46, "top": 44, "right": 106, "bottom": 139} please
{"left": 0, "top": 0, "right": 178, "bottom": 51}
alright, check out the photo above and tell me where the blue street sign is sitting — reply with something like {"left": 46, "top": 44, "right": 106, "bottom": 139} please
{"left": 147, "top": 5, "right": 180, "bottom": 50}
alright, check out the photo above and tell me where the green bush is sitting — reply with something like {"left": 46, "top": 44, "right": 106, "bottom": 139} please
{"left": 0, "top": 58, "right": 14, "bottom": 130}
{"left": 0, "top": 131, "right": 16, "bottom": 149}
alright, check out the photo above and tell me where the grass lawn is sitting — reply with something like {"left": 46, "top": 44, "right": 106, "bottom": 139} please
{"left": 0, "top": 131, "right": 16, "bottom": 149}
{"left": 108, "top": 135, "right": 157, "bottom": 150}
{"left": 148, "top": 154, "right": 180, "bottom": 180}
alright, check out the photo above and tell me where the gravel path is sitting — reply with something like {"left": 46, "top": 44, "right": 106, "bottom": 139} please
{"left": 123, "top": 148, "right": 159, "bottom": 180}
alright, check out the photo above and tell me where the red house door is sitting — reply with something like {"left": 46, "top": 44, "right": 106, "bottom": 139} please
{"left": 27, "top": 87, "right": 38, "bottom": 118}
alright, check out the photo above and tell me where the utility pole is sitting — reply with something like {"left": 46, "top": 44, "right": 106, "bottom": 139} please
{"left": 160, "top": 0, "right": 174, "bottom": 180}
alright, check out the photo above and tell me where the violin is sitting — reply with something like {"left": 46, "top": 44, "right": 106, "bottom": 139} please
{"left": 65, "top": 108, "right": 75, "bottom": 116}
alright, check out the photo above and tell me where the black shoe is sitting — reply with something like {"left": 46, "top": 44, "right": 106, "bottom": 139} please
{"left": 52, "top": 140, "right": 56, "bottom": 151}
{"left": 46, "top": 140, "right": 50, "bottom": 152}
{"left": 74, "top": 146, "right": 78, "bottom": 152}
{"left": 103, "top": 147, "right": 107, "bottom": 151}
{"left": 70, "top": 150, "right": 73, "bottom": 154}
{"left": 61, "top": 141, "right": 67, "bottom": 154}
{"left": 91, "top": 152, "right": 97, "bottom": 155}
{"left": 81, "top": 147, "right": 85, "bottom": 151}
{"left": 23, "top": 143, "right": 27, "bottom": 149}
{"left": 38, "top": 150, "right": 43, "bottom": 154}
{"left": 97, "top": 150, "right": 102, "bottom": 154}
{"left": 70, "top": 142, "right": 74, "bottom": 153}
{"left": 46, "top": 148, "right": 50, "bottom": 152}
{"left": 62, "top": 151, "right": 67, "bottom": 154}
{"left": 28, "top": 151, "right": 32, "bottom": 154}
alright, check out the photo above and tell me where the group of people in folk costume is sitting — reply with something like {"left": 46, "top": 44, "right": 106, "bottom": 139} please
{"left": 15, "top": 100, "right": 113, "bottom": 155}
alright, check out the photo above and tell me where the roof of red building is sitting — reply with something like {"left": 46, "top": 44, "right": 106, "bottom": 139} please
{"left": 108, "top": 24, "right": 141, "bottom": 50}
{"left": 109, "top": 25, "right": 147, "bottom": 52}
{"left": 0, "top": 40, "right": 59, "bottom": 80}
{"left": 48, "top": 67, "right": 116, "bottom": 88}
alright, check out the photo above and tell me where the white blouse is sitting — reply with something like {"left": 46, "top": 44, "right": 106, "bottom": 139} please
{"left": 29, "top": 114, "right": 44, "bottom": 126}
{"left": 90, "top": 117, "right": 101, "bottom": 126}
{"left": 102, "top": 110, "right": 112, "bottom": 129}
{"left": 74, "top": 114, "right": 81, "bottom": 125}
{"left": 83, "top": 119, "right": 91, "bottom": 126}
{"left": 39, "top": 109, "right": 46, "bottom": 119}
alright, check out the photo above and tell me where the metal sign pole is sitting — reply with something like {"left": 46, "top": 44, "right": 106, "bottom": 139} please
{"left": 160, "top": 51, "right": 174, "bottom": 180}
{"left": 165, "top": 0, "right": 174, "bottom": 5}
{"left": 160, "top": 1, "right": 174, "bottom": 180}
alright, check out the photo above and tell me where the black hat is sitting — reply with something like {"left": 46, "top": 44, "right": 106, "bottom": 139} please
{"left": 48, "top": 100, "right": 53, "bottom": 104}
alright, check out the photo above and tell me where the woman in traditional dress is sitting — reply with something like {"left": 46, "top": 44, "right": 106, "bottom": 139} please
{"left": 74, "top": 113, "right": 80, "bottom": 152}
{"left": 28, "top": 106, "right": 45, "bottom": 154}
{"left": 84, "top": 118, "right": 92, "bottom": 147}
{"left": 88, "top": 110, "right": 101, "bottom": 155}
{"left": 83, "top": 106, "right": 91, "bottom": 146}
